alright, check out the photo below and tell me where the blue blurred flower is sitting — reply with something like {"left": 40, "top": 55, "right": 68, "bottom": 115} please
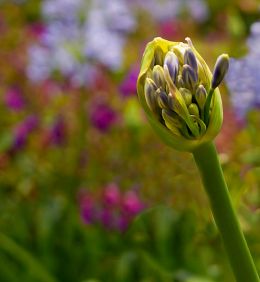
{"left": 27, "top": 0, "right": 135, "bottom": 86}
{"left": 226, "top": 22, "right": 260, "bottom": 120}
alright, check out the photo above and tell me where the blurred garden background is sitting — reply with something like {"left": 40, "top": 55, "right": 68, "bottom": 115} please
{"left": 0, "top": 0, "right": 260, "bottom": 281}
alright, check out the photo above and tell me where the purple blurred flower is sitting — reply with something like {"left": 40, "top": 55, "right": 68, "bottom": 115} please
{"left": 100, "top": 208, "right": 115, "bottom": 229}
{"left": 117, "top": 215, "right": 130, "bottom": 232}
{"left": 119, "top": 66, "right": 138, "bottom": 97}
{"left": 49, "top": 116, "right": 66, "bottom": 146}
{"left": 4, "top": 87, "right": 25, "bottom": 111}
{"left": 226, "top": 22, "right": 260, "bottom": 120}
{"left": 12, "top": 115, "right": 39, "bottom": 150}
{"left": 90, "top": 103, "right": 117, "bottom": 132}
{"left": 79, "top": 192, "right": 96, "bottom": 224}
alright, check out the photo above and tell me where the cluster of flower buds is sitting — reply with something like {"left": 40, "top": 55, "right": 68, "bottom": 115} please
{"left": 137, "top": 37, "right": 229, "bottom": 151}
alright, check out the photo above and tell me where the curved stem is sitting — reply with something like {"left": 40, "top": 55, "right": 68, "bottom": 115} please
{"left": 192, "top": 141, "right": 259, "bottom": 282}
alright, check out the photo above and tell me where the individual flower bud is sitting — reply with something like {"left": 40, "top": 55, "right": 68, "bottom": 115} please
{"left": 152, "top": 65, "right": 166, "bottom": 89}
{"left": 172, "top": 46, "right": 184, "bottom": 65}
{"left": 182, "top": 64, "right": 198, "bottom": 90}
{"left": 156, "top": 89, "right": 169, "bottom": 109}
{"left": 184, "top": 47, "right": 198, "bottom": 74}
{"left": 162, "top": 109, "right": 182, "bottom": 136}
{"left": 144, "top": 78, "right": 159, "bottom": 115}
{"left": 211, "top": 54, "right": 229, "bottom": 89}
{"left": 177, "top": 74, "right": 184, "bottom": 88}
{"left": 188, "top": 103, "right": 200, "bottom": 117}
{"left": 179, "top": 88, "right": 192, "bottom": 106}
{"left": 195, "top": 85, "right": 207, "bottom": 109}
{"left": 164, "top": 51, "right": 179, "bottom": 84}
{"left": 137, "top": 37, "right": 225, "bottom": 152}
{"left": 154, "top": 46, "right": 164, "bottom": 66}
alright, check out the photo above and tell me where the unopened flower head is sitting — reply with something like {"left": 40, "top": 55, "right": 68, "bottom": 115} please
{"left": 137, "top": 37, "right": 229, "bottom": 151}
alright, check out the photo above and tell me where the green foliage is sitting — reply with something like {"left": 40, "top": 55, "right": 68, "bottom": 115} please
{"left": 0, "top": 0, "right": 259, "bottom": 281}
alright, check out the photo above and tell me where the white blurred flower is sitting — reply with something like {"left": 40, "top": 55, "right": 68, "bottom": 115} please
{"left": 129, "top": 0, "right": 208, "bottom": 22}
{"left": 27, "top": 0, "right": 135, "bottom": 86}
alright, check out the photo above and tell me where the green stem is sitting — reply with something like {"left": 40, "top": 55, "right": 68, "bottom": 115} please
{"left": 192, "top": 142, "right": 259, "bottom": 282}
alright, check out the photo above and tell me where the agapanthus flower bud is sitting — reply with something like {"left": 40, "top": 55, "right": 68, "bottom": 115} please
{"left": 184, "top": 47, "right": 198, "bottom": 74}
{"left": 137, "top": 37, "right": 228, "bottom": 151}
{"left": 152, "top": 65, "right": 166, "bottom": 89}
{"left": 179, "top": 88, "right": 192, "bottom": 106}
{"left": 188, "top": 103, "right": 200, "bottom": 117}
{"left": 195, "top": 85, "right": 207, "bottom": 110}
{"left": 182, "top": 64, "right": 198, "bottom": 90}
{"left": 144, "top": 78, "right": 161, "bottom": 117}
{"left": 156, "top": 89, "right": 169, "bottom": 109}
{"left": 163, "top": 51, "right": 179, "bottom": 84}
{"left": 211, "top": 54, "right": 229, "bottom": 89}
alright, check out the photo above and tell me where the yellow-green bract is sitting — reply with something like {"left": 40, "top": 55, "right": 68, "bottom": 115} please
{"left": 137, "top": 37, "right": 224, "bottom": 152}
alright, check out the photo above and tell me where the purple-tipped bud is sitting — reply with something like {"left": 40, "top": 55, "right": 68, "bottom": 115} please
{"left": 152, "top": 65, "right": 166, "bottom": 89}
{"left": 211, "top": 54, "right": 229, "bottom": 89}
{"left": 156, "top": 89, "right": 169, "bottom": 109}
{"left": 182, "top": 64, "right": 198, "bottom": 90}
{"left": 184, "top": 48, "right": 198, "bottom": 74}
{"left": 164, "top": 51, "right": 179, "bottom": 84}
{"left": 144, "top": 78, "right": 159, "bottom": 113}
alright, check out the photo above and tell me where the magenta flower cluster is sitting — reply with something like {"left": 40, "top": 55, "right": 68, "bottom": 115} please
{"left": 78, "top": 183, "right": 146, "bottom": 232}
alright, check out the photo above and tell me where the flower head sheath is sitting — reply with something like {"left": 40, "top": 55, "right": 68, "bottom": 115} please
{"left": 137, "top": 37, "right": 229, "bottom": 151}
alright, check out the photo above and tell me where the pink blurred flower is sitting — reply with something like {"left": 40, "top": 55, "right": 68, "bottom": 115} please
{"left": 103, "top": 183, "right": 121, "bottom": 207}
{"left": 122, "top": 190, "right": 145, "bottom": 216}
{"left": 79, "top": 185, "right": 146, "bottom": 232}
